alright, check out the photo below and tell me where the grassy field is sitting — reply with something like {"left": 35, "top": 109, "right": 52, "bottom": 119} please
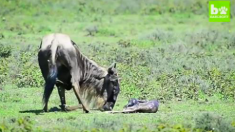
{"left": 1, "top": 87, "right": 235, "bottom": 131}
{"left": 1, "top": 0, "right": 235, "bottom": 131}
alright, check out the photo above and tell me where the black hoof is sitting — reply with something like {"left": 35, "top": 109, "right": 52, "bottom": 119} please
{"left": 43, "top": 108, "right": 48, "bottom": 112}
{"left": 59, "top": 105, "right": 69, "bottom": 112}
{"left": 83, "top": 109, "right": 89, "bottom": 113}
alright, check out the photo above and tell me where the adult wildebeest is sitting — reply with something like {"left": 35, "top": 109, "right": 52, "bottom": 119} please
{"left": 38, "top": 33, "right": 120, "bottom": 113}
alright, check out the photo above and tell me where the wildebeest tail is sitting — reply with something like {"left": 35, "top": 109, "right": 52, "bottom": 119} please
{"left": 43, "top": 39, "right": 58, "bottom": 105}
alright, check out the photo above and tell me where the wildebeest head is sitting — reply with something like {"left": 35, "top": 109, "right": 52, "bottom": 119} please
{"left": 101, "top": 62, "right": 120, "bottom": 111}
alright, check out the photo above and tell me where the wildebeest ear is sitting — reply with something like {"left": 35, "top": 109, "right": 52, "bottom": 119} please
{"left": 110, "top": 62, "right": 116, "bottom": 68}
{"left": 108, "top": 62, "right": 116, "bottom": 74}
{"left": 113, "top": 62, "right": 116, "bottom": 68}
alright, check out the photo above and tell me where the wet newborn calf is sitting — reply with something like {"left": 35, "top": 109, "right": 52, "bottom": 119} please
{"left": 124, "top": 98, "right": 159, "bottom": 113}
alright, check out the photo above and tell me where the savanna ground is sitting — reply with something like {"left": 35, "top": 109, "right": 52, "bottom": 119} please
{"left": 1, "top": 0, "right": 235, "bottom": 131}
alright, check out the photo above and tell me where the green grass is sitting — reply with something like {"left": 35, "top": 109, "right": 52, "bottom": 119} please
{"left": 1, "top": 87, "right": 235, "bottom": 131}
{"left": 1, "top": 0, "right": 235, "bottom": 131}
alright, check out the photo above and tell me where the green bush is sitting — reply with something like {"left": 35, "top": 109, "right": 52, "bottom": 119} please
{"left": 0, "top": 116, "right": 36, "bottom": 132}
{"left": 0, "top": 59, "right": 8, "bottom": 85}
{"left": 2, "top": 36, "right": 235, "bottom": 101}
{"left": 0, "top": 45, "right": 44, "bottom": 88}
{"left": 194, "top": 112, "right": 235, "bottom": 132}
{"left": 79, "top": 32, "right": 235, "bottom": 101}
{"left": 0, "top": 43, "right": 12, "bottom": 58}
{"left": 13, "top": 48, "right": 44, "bottom": 88}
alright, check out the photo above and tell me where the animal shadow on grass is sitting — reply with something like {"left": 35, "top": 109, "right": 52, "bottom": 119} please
{"left": 19, "top": 107, "right": 61, "bottom": 115}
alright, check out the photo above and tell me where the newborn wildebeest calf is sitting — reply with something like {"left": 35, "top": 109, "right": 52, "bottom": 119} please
{"left": 38, "top": 33, "right": 120, "bottom": 113}
{"left": 106, "top": 98, "right": 159, "bottom": 114}
{"left": 123, "top": 98, "right": 159, "bottom": 113}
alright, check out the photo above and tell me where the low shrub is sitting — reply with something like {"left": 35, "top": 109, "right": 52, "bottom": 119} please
{"left": 0, "top": 58, "right": 9, "bottom": 85}
{"left": 0, "top": 43, "right": 12, "bottom": 58}
{"left": 0, "top": 116, "right": 37, "bottom": 132}
{"left": 13, "top": 48, "right": 43, "bottom": 88}
{"left": 0, "top": 45, "right": 44, "bottom": 88}
{"left": 194, "top": 112, "right": 235, "bottom": 132}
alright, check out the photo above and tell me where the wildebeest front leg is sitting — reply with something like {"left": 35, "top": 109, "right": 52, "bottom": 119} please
{"left": 70, "top": 69, "right": 89, "bottom": 113}
{"left": 72, "top": 83, "right": 89, "bottom": 113}
{"left": 67, "top": 51, "right": 89, "bottom": 113}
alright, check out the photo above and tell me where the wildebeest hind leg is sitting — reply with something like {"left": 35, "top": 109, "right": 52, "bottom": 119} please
{"left": 56, "top": 85, "right": 81, "bottom": 111}
{"left": 56, "top": 85, "right": 67, "bottom": 111}
{"left": 38, "top": 51, "right": 50, "bottom": 112}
